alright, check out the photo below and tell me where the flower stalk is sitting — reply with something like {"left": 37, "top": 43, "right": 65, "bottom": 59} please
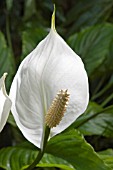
{"left": 25, "top": 126, "right": 50, "bottom": 170}
{"left": 25, "top": 89, "right": 69, "bottom": 169}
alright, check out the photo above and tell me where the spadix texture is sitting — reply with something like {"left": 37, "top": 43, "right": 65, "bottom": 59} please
{"left": 0, "top": 73, "right": 12, "bottom": 132}
{"left": 9, "top": 13, "right": 89, "bottom": 148}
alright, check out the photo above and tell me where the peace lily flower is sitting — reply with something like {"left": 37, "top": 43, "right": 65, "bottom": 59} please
{"left": 0, "top": 73, "right": 12, "bottom": 132}
{"left": 9, "top": 9, "right": 89, "bottom": 149}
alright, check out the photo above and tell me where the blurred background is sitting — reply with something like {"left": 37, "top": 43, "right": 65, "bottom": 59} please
{"left": 0, "top": 0, "right": 113, "bottom": 160}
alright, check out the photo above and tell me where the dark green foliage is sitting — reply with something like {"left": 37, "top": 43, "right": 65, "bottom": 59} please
{"left": 98, "top": 149, "right": 113, "bottom": 169}
{"left": 0, "top": 143, "right": 74, "bottom": 170}
{"left": 74, "top": 102, "right": 113, "bottom": 137}
{"left": 47, "top": 130, "right": 111, "bottom": 170}
{"left": 0, "top": 131, "right": 111, "bottom": 170}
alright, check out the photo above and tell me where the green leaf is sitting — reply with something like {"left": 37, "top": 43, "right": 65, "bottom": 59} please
{"left": 21, "top": 28, "right": 48, "bottom": 60}
{"left": 46, "top": 130, "right": 111, "bottom": 170}
{"left": 0, "top": 146, "right": 74, "bottom": 170}
{"left": 98, "top": 149, "right": 113, "bottom": 169}
{"left": 68, "top": 23, "right": 113, "bottom": 79}
{"left": 73, "top": 102, "right": 113, "bottom": 138}
{"left": 0, "top": 31, "right": 15, "bottom": 90}
{"left": 65, "top": 0, "right": 113, "bottom": 35}
{"left": 68, "top": 23, "right": 113, "bottom": 105}
{"left": 72, "top": 102, "right": 103, "bottom": 129}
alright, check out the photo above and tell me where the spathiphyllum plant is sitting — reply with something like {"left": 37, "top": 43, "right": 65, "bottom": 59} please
{"left": 0, "top": 73, "right": 12, "bottom": 132}
{"left": 9, "top": 6, "right": 89, "bottom": 170}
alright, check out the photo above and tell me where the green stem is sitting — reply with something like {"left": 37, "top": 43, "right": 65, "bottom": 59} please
{"left": 25, "top": 126, "right": 50, "bottom": 170}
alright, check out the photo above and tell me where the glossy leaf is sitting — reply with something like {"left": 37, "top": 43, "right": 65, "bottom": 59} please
{"left": 46, "top": 130, "right": 111, "bottom": 170}
{"left": 0, "top": 146, "right": 74, "bottom": 170}
{"left": 73, "top": 102, "right": 113, "bottom": 138}
{"left": 68, "top": 23, "right": 113, "bottom": 78}
{"left": 74, "top": 102, "right": 102, "bottom": 128}
{"left": 98, "top": 149, "right": 113, "bottom": 169}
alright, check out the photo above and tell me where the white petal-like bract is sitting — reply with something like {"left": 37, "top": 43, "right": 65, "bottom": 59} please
{"left": 9, "top": 12, "right": 89, "bottom": 148}
{"left": 0, "top": 73, "right": 12, "bottom": 132}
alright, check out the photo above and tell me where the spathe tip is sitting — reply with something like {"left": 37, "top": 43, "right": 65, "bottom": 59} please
{"left": 51, "top": 4, "right": 56, "bottom": 31}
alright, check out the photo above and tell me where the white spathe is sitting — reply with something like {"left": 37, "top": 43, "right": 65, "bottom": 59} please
{"left": 0, "top": 73, "right": 12, "bottom": 132}
{"left": 9, "top": 13, "right": 89, "bottom": 149}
